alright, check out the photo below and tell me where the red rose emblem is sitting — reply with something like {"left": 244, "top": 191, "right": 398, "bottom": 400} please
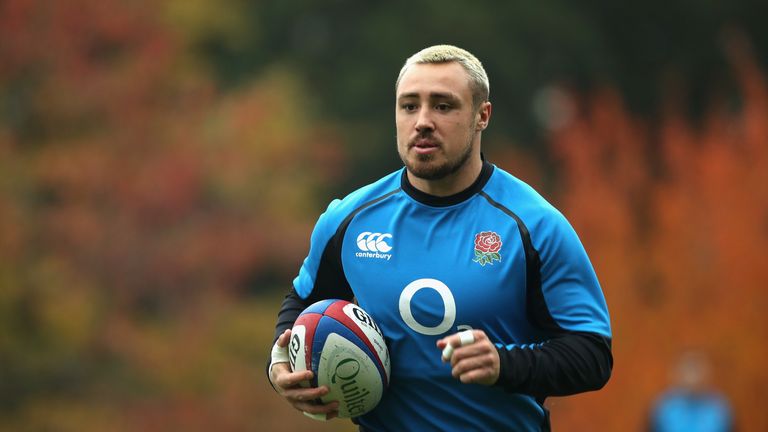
{"left": 474, "top": 231, "right": 502, "bottom": 253}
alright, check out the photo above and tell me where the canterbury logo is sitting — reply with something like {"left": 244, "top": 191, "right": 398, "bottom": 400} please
{"left": 355, "top": 232, "right": 393, "bottom": 260}
{"left": 356, "top": 232, "right": 393, "bottom": 252}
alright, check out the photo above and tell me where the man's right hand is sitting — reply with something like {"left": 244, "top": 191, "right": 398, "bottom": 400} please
{"left": 269, "top": 329, "right": 340, "bottom": 420}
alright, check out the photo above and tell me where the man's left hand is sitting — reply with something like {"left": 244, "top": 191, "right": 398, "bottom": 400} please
{"left": 436, "top": 329, "right": 500, "bottom": 386}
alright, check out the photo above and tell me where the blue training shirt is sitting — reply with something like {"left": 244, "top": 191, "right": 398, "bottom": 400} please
{"left": 283, "top": 161, "right": 612, "bottom": 431}
{"left": 651, "top": 389, "right": 733, "bottom": 432}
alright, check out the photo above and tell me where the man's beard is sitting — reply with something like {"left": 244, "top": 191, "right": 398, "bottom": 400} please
{"left": 399, "top": 134, "right": 475, "bottom": 181}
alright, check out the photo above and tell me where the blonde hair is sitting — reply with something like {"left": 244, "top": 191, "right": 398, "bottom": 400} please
{"left": 395, "top": 45, "right": 490, "bottom": 108}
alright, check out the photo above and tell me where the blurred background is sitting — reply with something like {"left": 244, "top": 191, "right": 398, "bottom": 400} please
{"left": 1, "top": 0, "right": 767, "bottom": 430}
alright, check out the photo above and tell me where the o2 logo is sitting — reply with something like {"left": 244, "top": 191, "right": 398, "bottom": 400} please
{"left": 398, "top": 278, "right": 471, "bottom": 335}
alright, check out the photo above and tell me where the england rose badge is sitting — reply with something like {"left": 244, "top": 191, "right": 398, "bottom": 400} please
{"left": 473, "top": 231, "right": 502, "bottom": 266}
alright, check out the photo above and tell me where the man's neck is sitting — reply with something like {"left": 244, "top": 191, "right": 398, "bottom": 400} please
{"left": 406, "top": 156, "right": 483, "bottom": 197}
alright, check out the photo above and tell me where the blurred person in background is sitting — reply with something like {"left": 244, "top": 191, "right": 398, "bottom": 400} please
{"left": 266, "top": 44, "right": 612, "bottom": 431}
{"left": 649, "top": 350, "right": 734, "bottom": 432}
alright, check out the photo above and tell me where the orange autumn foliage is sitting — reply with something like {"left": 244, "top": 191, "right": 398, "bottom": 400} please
{"left": 546, "top": 36, "right": 768, "bottom": 431}
{"left": 0, "top": 1, "right": 346, "bottom": 430}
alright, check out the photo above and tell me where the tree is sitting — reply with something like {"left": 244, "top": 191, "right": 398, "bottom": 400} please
{"left": 544, "top": 32, "right": 768, "bottom": 431}
{"left": 0, "top": 1, "right": 344, "bottom": 429}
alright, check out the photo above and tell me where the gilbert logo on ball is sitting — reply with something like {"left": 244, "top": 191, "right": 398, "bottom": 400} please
{"left": 289, "top": 299, "right": 390, "bottom": 418}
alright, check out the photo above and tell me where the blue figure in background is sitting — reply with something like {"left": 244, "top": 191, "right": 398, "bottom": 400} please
{"left": 650, "top": 350, "right": 734, "bottom": 432}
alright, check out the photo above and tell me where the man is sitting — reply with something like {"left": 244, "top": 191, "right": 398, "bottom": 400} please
{"left": 268, "top": 45, "right": 612, "bottom": 431}
{"left": 649, "top": 351, "right": 733, "bottom": 432}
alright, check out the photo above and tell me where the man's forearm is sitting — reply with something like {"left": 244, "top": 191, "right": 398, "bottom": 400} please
{"left": 494, "top": 332, "right": 613, "bottom": 399}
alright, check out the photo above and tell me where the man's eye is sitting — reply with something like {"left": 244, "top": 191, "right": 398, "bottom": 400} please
{"left": 435, "top": 103, "right": 452, "bottom": 111}
{"left": 401, "top": 104, "right": 417, "bottom": 112}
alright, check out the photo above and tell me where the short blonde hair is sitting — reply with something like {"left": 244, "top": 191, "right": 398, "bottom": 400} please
{"left": 396, "top": 45, "right": 490, "bottom": 108}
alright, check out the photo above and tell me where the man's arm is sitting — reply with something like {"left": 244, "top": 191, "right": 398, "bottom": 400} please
{"left": 271, "top": 288, "right": 312, "bottom": 344}
{"left": 494, "top": 331, "right": 612, "bottom": 399}
{"left": 266, "top": 288, "right": 312, "bottom": 391}
{"left": 497, "top": 203, "right": 613, "bottom": 400}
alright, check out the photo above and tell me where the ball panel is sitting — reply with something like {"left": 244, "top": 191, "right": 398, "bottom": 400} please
{"left": 310, "top": 315, "right": 387, "bottom": 388}
{"left": 323, "top": 301, "right": 389, "bottom": 386}
{"left": 301, "top": 298, "right": 337, "bottom": 315}
{"left": 341, "top": 303, "right": 391, "bottom": 385}
{"left": 324, "top": 302, "right": 381, "bottom": 357}
{"left": 317, "top": 332, "right": 384, "bottom": 418}
{"left": 292, "top": 312, "right": 323, "bottom": 387}
{"left": 287, "top": 324, "right": 310, "bottom": 388}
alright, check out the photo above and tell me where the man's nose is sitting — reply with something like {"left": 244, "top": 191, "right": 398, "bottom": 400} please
{"left": 415, "top": 108, "right": 435, "bottom": 132}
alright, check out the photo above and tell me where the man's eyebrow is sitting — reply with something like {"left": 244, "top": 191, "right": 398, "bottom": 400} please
{"left": 397, "top": 92, "right": 460, "bottom": 101}
{"left": 429, "top": 92, "right": 460, "bottom": 101}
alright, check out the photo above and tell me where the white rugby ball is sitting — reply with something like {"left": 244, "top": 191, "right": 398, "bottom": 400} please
{"left": 289, "top": 299, "right": 390, "bottom": 418}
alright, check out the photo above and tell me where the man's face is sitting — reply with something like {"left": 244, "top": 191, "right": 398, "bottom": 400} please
{"left": 395, "top": 62, "right": 487, "bottom": 181}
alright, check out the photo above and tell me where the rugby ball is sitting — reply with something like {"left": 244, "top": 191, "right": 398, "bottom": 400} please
{"left": 289, "top": 299, "right": 390, "bottom": 418}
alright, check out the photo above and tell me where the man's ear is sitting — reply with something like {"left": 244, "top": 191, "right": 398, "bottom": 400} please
{"left": 476, "top": 101, "right": 492, "bottom": 131}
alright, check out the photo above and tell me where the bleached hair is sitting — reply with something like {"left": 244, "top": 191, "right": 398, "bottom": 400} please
{"left": 395, "top": 45, "right": 490, "bottom": 108}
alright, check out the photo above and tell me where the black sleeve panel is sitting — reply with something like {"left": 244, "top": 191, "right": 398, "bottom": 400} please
{"left": 494, "top": 332, "right": 613, "bottom": 400}
{"left": 266, "top": 288, "right": 309, "bottom": 389}
{"left": 271, "top": 288, "right": 313, "bottom": 343}
{"left": 305, "top": 224, "right": 355, "bottom": 306}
